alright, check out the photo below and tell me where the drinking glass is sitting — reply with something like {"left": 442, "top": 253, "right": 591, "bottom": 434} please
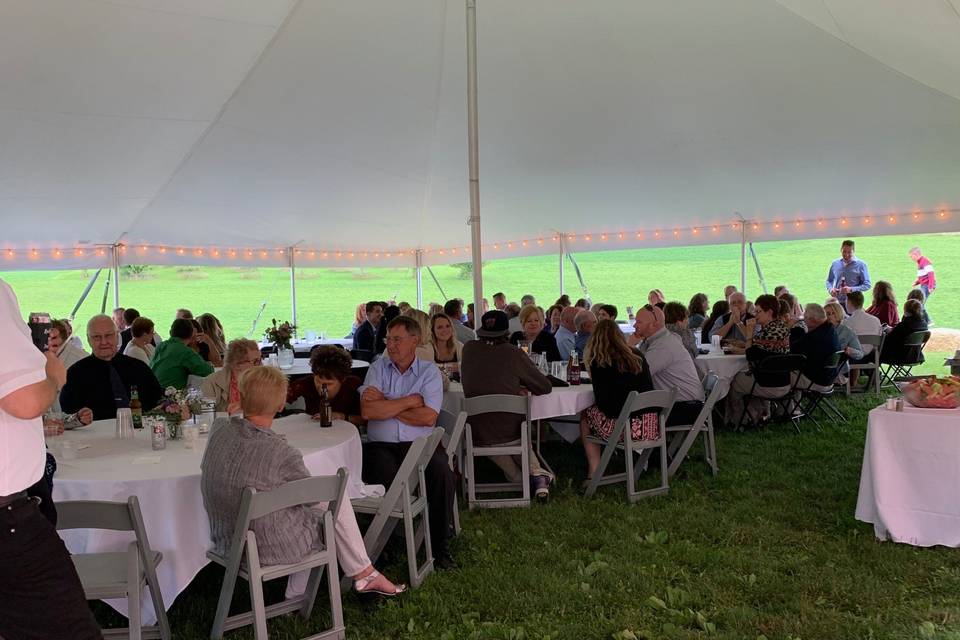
{"left": 115, "top": 408, "right": 134, "bottom": 439}
{"left": 183, "top": 424, "right": 199, "bottom": 449}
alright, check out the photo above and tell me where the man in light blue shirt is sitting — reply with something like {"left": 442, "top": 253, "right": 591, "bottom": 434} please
{"left": 359, "top": 315, "right": 456, "bottom": 569}
{"left": 825, "top": 239, "right": 871, "bottom": 305}
{"left": 555, "top": 306, "right": 578, "bottom": 360}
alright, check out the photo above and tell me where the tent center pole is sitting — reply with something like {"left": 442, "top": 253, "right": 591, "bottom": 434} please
{"left": 111, "top": 244, "right": 121, "bottom": 311}
{"left": 740, "top": 224, "right": 747, "bottom": 296}
{"left": 558, "top": 235, "right": 565, "bottom": 295}
{"left": 415, "top": 250, "right": 424, "bottom": 309}
{"left": 289, "top": 247, "right": 298, "bottom": 330}
{"left": 466, "top": 0, "right": 483, "bottom": 328}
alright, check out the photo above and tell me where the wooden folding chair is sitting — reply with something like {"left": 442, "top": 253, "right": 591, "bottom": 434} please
{"left": 437, "top": 409, "right": 467, "bottom": 534}
{"left": 846, "top": 333, "right": 883, "bottom": 395}
{"left": 57, "top": 496, "right": 170, "bottom": 640}
{"left": 666, "top": 373, "right": 725, "bottom": 478}
{"left": 584, "top": 389, "right": 675, "bottom": 502}
{"left": 351, "top": 428, "right": 444, "bottom": 588}
{"left": 208, "top": 469, "right": 348, "bottom": 640}
{"left": 462, "top": 394, "right": 534, "bottom": 509}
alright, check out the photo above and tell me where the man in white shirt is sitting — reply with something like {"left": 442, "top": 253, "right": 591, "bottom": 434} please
{"left": 0, "top": 278, "right": 101, "bottom": 639}
{"left": 555, "top": 306, "right": 578, "bottom": 360}
{"left": 634, "top": 304, "right": 705, "bottom": 425}
{"left": 843, "top": 291, "right": 882, "bottom": 357}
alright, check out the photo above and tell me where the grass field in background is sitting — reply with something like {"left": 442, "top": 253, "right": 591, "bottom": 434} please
{"left": 1, "top": 231, "right": 956, "bottom": 373}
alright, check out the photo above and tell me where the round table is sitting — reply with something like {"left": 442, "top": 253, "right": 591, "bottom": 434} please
{"left": 270, "top": 359, "right": 369, "bottom": 377}
{"left": 51, "top": 416, "right": 369, "bottom": 624}
{"left": 442, "top": 381, "right": 595, "bottom": 421}
{"left": 260, "top": 338, "right": 353, "bottom": 353}
{"left": 694, "top": 352, "right": 748, "bottom": 381}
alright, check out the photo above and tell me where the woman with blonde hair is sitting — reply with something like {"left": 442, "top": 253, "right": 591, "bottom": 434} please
{"left": 423, "top": 312, "right": 464, "bottom": 372}
{"left": 197, "top": 313, "right": 226, "bottom": 360}
{"left": 579, "top": 320, "right": 657, "bottom": 482}
{"left": 348, "top": 303, "right": 367, "bottom": 338}
{"left": 201, "top": 338, "right": 261, "bottom": 413}
{"left": 201, "top": 366, "right": 405, "bottom": 601}
{"left": 647, "top": 289, "right": 665, "bottom": 308}
{"left": 403, "top": 308, "right": 433, "bottom": 360}
{"left": 509, "top": 304, "right": 561, "bottom": 361}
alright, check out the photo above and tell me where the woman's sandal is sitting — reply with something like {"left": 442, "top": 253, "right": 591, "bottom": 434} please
{"left": 354, "top": 570, "right": 406, "bottom": 602}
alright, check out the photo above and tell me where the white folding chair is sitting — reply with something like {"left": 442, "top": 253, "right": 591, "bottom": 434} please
{"left": 208, "top": 469, "right": 348, "bottom": 640}
{"left": 351, "top": 428, "right": 444, "bottom": 589}
{"left": 57, "top": 496, "right": 170, "bottom": 640}
{"left": 584, "top": 389, "right": 676, "bottom": 502}
{"left": 437, "top": 409, "right": 467, "bottom": 535}
{"left": 666, "top": 374, "right": 725, "bottom": 478}
{"left": 463, "top": 394, "right": 533, "bottom": 509}
{"left": 846, "top": 333, "right": 883, "bottom": 395}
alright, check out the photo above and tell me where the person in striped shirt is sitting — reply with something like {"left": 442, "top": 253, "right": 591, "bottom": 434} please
{"left": 909, "top": 247, "right": 936, "bottom": 300}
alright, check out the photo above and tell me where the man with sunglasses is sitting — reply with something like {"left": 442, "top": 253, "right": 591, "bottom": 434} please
{"left": 632, "top": 304, "right": 705, "bottom": 425}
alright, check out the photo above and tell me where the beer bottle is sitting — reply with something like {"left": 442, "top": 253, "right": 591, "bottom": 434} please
{"left": 130, "top": 385, "right": 143, "bottom": 429}
{"left": 319, "top": 384, "right": 333, "bottom": 427}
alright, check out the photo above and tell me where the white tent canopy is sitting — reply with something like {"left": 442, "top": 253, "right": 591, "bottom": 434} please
{"left": 2, "top": 0, "right": 959, "bottom": 272}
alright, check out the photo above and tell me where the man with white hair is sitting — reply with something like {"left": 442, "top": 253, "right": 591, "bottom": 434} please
{"left": 60, "top": 314, "right": 164, "bottom": 424}
{"left": 633, "top": 304, "right": 705, "bottom": 425}
{"left": 709, "top": 291, "right": 753, "bottom": 345}
{"left": 573, "top": 309, "right": 597, "bottom": 356}
{"left": 555, "top": 306, "right": 579, "bottom": 360}
{"left": 789, "top": 303, "right": 841, "bottom": 390}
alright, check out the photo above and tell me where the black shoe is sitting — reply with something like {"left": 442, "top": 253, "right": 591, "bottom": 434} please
{"left": 435, "top": 552, "right": 458, "bottom": 571}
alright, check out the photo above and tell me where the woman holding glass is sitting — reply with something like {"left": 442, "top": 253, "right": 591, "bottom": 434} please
{"left": 509, "top": 304, "right": 562, "bottom": 361}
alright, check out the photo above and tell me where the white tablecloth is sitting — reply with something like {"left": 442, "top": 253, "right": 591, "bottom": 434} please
{"left": 269, "top": 359, "right": 369, "bottom": 376}
{"left": 442, "top": 382, "right": 595, "bottom": 421}
{"left": 261, "top": 338, "right": 352, "bottom": 353}
{"left": 52, "top": 416, "right": 368, "bottom": 623}
{"left": 856, "top": 405, "right": 960, "bottom": 547}
{"left": 694, "top": 352, "right": 748, "bottom": 381}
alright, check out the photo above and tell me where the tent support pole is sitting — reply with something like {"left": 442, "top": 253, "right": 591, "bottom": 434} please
{"left": 559, "top": 235, "right": 565, "bottom": 295}
{"left": 111, "top": 244, "right": 121, "bottom": 311}
{"left": 289, "top": 248, "right": 298, "bottom": 329}
{"left": 415, "top": 250, "right": 424, "bottom": 309}
{"left": 740, "top": 224, "right": 747, "bottom": 296}
{"left": 466, "top": 0, "right": 483, "bottom": 329}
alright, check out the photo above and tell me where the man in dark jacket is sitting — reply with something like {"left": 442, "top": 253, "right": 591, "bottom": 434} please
{"left": 461, "top": 310, "right": 555, "bottom": 501}
{"left": 351, "top": 301, "right": 383, "bottom": 355}
{"left": 789, "top": 303, "right": 841, "bottom": 389}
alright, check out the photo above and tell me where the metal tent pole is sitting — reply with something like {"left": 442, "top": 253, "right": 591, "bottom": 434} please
{"left": 111, "top": 245, "right": 121, "bottom": 311}
{"left": 415, "top": 250, "right": 424, "bottom": 309}
{"left": 559, "top": 235, "right": 565, "bottom": 295}
{"left": 289, "top": 248, "right": 298, "bottom": 329}
{"left": 466, "top": 0, "right": 483, "bottom": 325}
{"left": 740, "top": 224, "right": 747, "bottom": 295}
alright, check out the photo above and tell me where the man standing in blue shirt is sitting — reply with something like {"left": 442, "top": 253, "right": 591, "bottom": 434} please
{"left": 825, "top": 239, "right": 871, "bottom": 305}
{"left": 360, "top": 315, "right": 456, "bottom": 569}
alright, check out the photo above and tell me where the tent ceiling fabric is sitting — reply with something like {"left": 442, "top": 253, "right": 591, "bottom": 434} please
{"left": 1, "top": 0, "right": 959, "bottom": 270}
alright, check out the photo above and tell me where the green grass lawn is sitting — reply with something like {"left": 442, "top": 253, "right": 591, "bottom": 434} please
{"left": 91, "top": 391, "right": 960, "bottom": 639}
{"left": 2, "top": 231, "right": 956, "bottom": 344}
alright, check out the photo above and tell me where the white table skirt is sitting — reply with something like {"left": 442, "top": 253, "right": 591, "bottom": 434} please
{"left": 260, "top": 338, "right": 353, "bottom": 353}
{"left": 856, "top": 405, "right": 960, "bottom": 547}
{"left": 442, "top": 382, "right": 595, "bottom": 421}
{"left": 51, "top": 416, "right": 369, "bottom": 623}
{"left": 694, "top": 352, "right": 748, "bottom": 381}
{"left": 187, "top": 359, "right": 369, "bottom": 388}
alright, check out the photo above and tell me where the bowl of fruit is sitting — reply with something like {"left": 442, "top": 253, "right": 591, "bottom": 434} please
{"left": 895, "top": 376, "right": 960, "bottom": 409}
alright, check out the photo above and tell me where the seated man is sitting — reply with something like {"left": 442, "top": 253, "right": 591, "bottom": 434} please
{"left": 201, "top": 366, "right": 404, "bottom": 600}
{"left": 287, "top": 346, "right": 363, "bottom": 425}
{"left": 555, "top": 306, "right": 578, "bottom": 360}
{"left": 150, "top": 318, "right": 215, "bottom": 389}
{"left": 443, "top": 298, "right": 476, "bottom": 343}
{"left": 359, "top": 316, "right": 456, "bottom": 569}
{"left": 789, "top": 303, "right": 842, "bottom": 390}
{"left": 461, "top": 311, "right": 555, "bottom": 500}
{"left": 573, "top": 309, "right": 597, "bottom": 357}
{"left": 60, "top": 314, "right": 164, "bottom": 423}
{"left": 842, "top": 291, "right": 882, "bottom": 363}
{"left": 633, "top": 304, "right": 705, "bottom": 425}
{"left": 352, "top": 301, "right": 383, "bottom": 354}
{"left": 709, "top": 291, "right": 754, "bottom": 346}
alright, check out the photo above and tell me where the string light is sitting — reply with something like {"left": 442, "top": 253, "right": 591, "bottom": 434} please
{"left": 618, "top": 233, "right": 624, "bottom": 240}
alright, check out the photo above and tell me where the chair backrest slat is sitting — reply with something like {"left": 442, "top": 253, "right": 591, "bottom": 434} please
{"left": 755, "top": 353, "right": 806, "bottom": 374}
{"left": 905, "top": 330, "right": 930, "bottom": 347}
{"left": 246, "top": 469, "right": 348, "bottom": 521}
{"left": 615, "top": 389, "right": 676, "bottom": 429}
{"left": 856, "top": 334, "right": 883, "bottom": 348}
{"left": 464, "top": 394, "right": 529, "bottom": 417}
{"left": 56, "top": 500, "right": 135, "bottom": 532}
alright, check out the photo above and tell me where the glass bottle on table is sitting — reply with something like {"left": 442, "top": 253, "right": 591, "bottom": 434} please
{"left": 129, "top": 386, "right": 143, "bottom": 429}
{"left": 567, "top": 351, "right": 581, "bottom": 386}
{"left": 319, "top": 384, "right": 333, "bottom": 427}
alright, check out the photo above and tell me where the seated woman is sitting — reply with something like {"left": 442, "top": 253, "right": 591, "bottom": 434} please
{"left": 347, "top": 303, "right": 367, "bottom": 339}
{"left": 879, "top": 299, "right": 928, "bottom": 365}
{"left": 725, "top": 294, "right": 791, "bottom": 427}
{"left": 200, "top": 366, "right": 404, "bottom": 599}
{"left": 198, "top": 313, "right": 227, "bottom": 363}
{"left": 201, "top": 338, "right": 262, "bottom": 413}
{"left": 122, "top": 317, "right": 156, "bottom": 366}
{"left": 414, "top": 313, "right": 464, "bottom": 372}
{"left": 687, "top": 293, "right": 709, "bottom": 331}
{"left": 189, "top": 318, "right": 224, "bottom": 367}
{"left": 545, "top": 304, "right": 563, "bottom": 334}
{"left": 47, "top": 319, "right": 88, "bottom": 370}
{"left": 663, "top": 302, "right": 698, "bottom": 360}
{"left": 824, "top": 302, "right": 863, "bottom": 382}
{"left": 509, "top": 304, "right": 562, "bottom": 361}
{"left": 700, "top": 300, "right": 729, "bottom": 345}
{"left": 906, "top": 288, "right": 931, "bottom": 326}
{"left": 579, "top": 320, "right": 657, "bottom": 482}
{"left": 867, "top": 281, "right": 899, "bottom": 328}
{"left": 287, "top": 346, "right": 363, "bottom": 425}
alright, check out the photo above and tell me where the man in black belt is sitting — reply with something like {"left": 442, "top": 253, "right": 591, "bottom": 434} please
{"left": 0, "top": 278, "right": 101, "bottom": 639}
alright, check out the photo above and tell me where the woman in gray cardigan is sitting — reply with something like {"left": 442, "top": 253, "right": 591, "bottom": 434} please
{"left": 201, "top": 366, "right": 404, "bottom": 599}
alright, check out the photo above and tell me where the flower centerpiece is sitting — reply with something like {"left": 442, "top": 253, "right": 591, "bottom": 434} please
{"left": 265, "top": 319, "right": 297, "bottom": 368}
{"left": 148, "top": 386, "right": 203, "bottom": 439}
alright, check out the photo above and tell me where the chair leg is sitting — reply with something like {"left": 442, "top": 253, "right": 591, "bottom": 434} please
{"left": 248, "top": 576, "right": 268, "bottom": 640}
{"left": 452, "top": 493, "right": 462, "bottom": 535}
{"left": 326, "top": 559, "right": 345, "bottom": 637}
{"left": 299, "top": 565, "right": 323, "bottom": 620}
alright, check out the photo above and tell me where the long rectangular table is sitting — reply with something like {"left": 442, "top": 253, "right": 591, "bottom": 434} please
{"left": 856, "top": 404, "right": 960, "bottom": 547}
